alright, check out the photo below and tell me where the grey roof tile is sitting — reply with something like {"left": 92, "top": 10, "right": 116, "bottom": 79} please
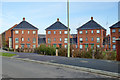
{"left": 109, "top": 21, "right": 120, "bottom": 28}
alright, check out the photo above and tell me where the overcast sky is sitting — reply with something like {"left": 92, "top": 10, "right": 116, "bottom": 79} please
{"left": 0, "top": 2, "right": 118, "bottom": 35}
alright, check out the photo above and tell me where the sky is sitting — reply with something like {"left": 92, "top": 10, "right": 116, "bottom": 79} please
{"left": 0, "top": 2, "right": 118, "bottom": 35}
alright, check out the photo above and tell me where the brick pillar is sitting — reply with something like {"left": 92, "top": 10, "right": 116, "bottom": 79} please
{"left": 116, "top": 38, "right": 120, "bottom": 61}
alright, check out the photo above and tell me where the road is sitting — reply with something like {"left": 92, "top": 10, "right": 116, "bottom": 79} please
{"left": 2, "top": 50, "right": 119, "bottom": 73}
{"left": 2, "top": 57, "right": 110, "bottom": 78}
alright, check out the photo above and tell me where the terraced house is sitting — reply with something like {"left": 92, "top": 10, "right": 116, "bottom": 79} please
{"left": 2, "top": 17, "right": 38, "bottom": 49}
{"left": 77, "top": 17, "right": 106, "bottom": 50}
{"left": 109, "top": 21, "right": 120, "bottom": 50}
{"left": 45, "top": 18, "right": 70, "bottom": 48}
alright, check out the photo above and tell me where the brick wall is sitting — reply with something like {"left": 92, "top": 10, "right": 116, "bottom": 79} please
{"left": 110, "top": 28, "right": 120, "bottom": 50}
{"left": 0, "top": 34, "right": 1, "bottom": 48}
{"left": 77, "top": 29, "right": 106, "bottom": 50}
{"left": 12, "top": 29, "right": 38, "bottom": 49}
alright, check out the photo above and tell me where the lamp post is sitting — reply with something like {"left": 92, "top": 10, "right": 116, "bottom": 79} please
{"left": 67, "top": 0, "right": 70, "bottom": 57}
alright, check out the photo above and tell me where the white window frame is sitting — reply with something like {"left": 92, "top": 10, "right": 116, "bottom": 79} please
{"left": 91, "top": 37, "right": 94, "bottom": 41}
{"left": 97, "top": 30, "right": 100, "bottom": 33}
{"left": 64, "top": 38, "right": 68, "bottom": 43}
{"left": 79, "top": 38, "right": 83, "bottom": 41}
{"left": 91, "top": 30, "right": 93, "bottom": 34}
{"left": 65, "top": 45, "right": 67, "bottom": 48}
{"left": 28, "top": 31, "right": 30, "bottom": 34}
{"left": 97, "top": 37, "right": 100, "bottom": 43}
{"left": 33, "top": 38, "right": 36, "bottom": 43}
{"left": 112, "top": 37, "right": 116, "bottom": 43}
{"left": 60, "top": 31, "right": 62, "bottom": 34}
{"left": 15, "top": 38, "right": 19, "bottom": 43}
{"left": 112, "top": 45, "right": 116, "bottom": 50}
{"left": 33, "top": 45, "right": 36, "bottom": 48}
{"left": 48, "top": 38, "right": 51, "bottom": 43}
{"left": 33, "top": 31, "right": 36, "bottom": 34}
{"left": 22, "top": 38, "right": 24, "bottom": 41}
{"left": 54, "top": 31, "right": 56, "bottom": 34}
{"left": 48, "top": 31, "right": 51, "bottom": 34}
{"left": 15, "top": 45, "right": 19, "bottom": 49}
{"left": 64, "top": 31, "right": 68, "bottom": 34}
{"left": 22, "top": 31, "right": 24, "bottom": 34}
{"left": 60, "top": 38, "right": 62, "bottom": 41}
{"left": 97, "top": 45, "right": 100, "bottom": 48}
{"left": 15, "top": 30, "right": 19, "bottom": 34}
{"left": 79, "top": 31, "right": 82, "bottom": 34}
{"left": 112, "top": 29, "right": 116, "bottom": 33}
{"left": 80, "top": 45, "right": 83, "bottom": 49}
{"left": 86, "top": 30, "right": 88, "bottom": 34}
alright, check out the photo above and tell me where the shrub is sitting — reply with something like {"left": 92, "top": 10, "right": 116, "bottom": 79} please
{"left": 58, "top": 47, "right": 67, "bottom": 57}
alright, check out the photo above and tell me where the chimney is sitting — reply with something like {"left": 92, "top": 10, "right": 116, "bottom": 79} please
{"left": 91, "top": 17, "right": 93, "bottom": 20}
{"left": 57, "top": 18, "right": 59, "bottom": 21}
{"left": 23, "top": 17, "right": 25, "bottom": 21}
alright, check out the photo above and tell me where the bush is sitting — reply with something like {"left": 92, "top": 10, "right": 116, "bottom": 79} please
{"left": 58, "top": 47, "right": 67, "bottom": 57}
{"left": 35, "top": 44, "right": 56, "bottom": 56}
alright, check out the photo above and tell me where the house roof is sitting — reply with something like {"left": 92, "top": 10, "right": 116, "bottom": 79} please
{"left": 12, "top": 18, "right": 38, "bottom": 30}
{"left": 38, "top": 34, "right": 46, "bottom": 38}
{"left": 109, "top": 21, "right": 120, "bottom": 28}
{"left": 77, "top": 17, "right": 106, "bottom": 30}
{"left": 45, "top": 18, "right": 69, "bottom": 30}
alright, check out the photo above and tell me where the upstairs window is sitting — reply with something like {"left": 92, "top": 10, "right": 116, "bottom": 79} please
{"left": 60, "top": 38, "right": 62, "bottom": 41}
{"left": 79, "top": 31, "right": 82, "bottom": 34}
{"left": 79, "top": 38, "right": 83, "bottom": 42}
{"left": 91, "top": 37, "right": 94, "bottom": 41}
{"left": 28, "top": 31, "right": 30, "bottom": 34}
{"left": 48, "top": 38, "right": 51, "bottom": 43}
{"left": 28, "top": 38, "right": 30, "bottom": 41}
{"left": 112, "top": 29, "right": 116, "bottom": 33}
{"left": 22, "top": 31, "right": 24, "bottom": 34}
{"left": 54, "top": 31, "right": 56, "bottom": 34}
{"left": 60, "top": 31, "right": 62, "bottom": 34}
{"left": 119, "top": 29, "right": 120, "bottom": 32}
{"left": 64, "top": 38, "right": 68, "bottom": 43}
{"left": 54, "top": 38, "right": 56, "bottom": 41}
{"left": 21, "top": 38, "right": 24, "bottom": 41}
{"left": 112, "top": 37, "right": 116, "bottom": 43}
{"left": 97, "top": 30, "right": 100, "bottom": 33}
{"left": 64, "top": 31, "right": 68, "bottom": 34}
{"left": 33, "top": 38, "right": 36, "bottom": 43}
{"left": 48, "top": 31, "right": 51, "bottom": 34}
{"left": 86, "top": 30, "right": 88, "bottom": 34}
{"left": 91, "top": 30, "right": 93, "bottom": 34}
{"left": 97, "top": 37, "right": 100, "bottom": 43}
{"left": 15, "top": 30, "right": 19, "bottom": 34}
{"left": 15, "top": 38, "right": 19, "bottom": 43}
{"left": 33, "top": 31, "right": 36, "bottom": 34}
{"left": 86, "top": 37, "right": 88, "bottom": 41}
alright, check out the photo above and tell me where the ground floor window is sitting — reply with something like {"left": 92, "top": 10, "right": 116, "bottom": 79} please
{"left": 97, "top": 45, "right": 100, "bottom": 48}
{"left": 27, "top": 44, "right": 30, "bottom": 48}
{"left": 21, "top": 44, "right": 25, "bottom": 49}
{"left": 65, "top": 45, "right": 67, "bottom": 48}
{"left": 91, "top": 44, "right": 94, "bottom": 49}
{"left": 33, "top": 45, "right": 36, "bottom": 48}
{"left": 59, "top": 44, "right": 62, "bottom": 48}
{"left": 53, "top": 44, "right": 56, "bottom": 48}
{"left": 85, "top": 44, "right": 88, "bottom": 50}
{"left": 15, "top": 45, "right": 18, "bottom": 49}
{"left": 80, "top": 45, "right": 82, "bottom": 49}
{"left": 112, "top": 45, "right": 116, "bottom": 50}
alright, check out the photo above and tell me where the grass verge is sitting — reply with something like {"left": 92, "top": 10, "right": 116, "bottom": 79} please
{"left": 0, "top": 52, "right": 16, "bottom": 57}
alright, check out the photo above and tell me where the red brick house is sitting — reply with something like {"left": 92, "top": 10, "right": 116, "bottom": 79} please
{"left": 109, "top": 21, "right": 120, "bottom": 50}
{"left": 45, "top": 18, "right": 70, "bottom": 48}
{"left": 0, "top": 34, "right": 2, "bottom": 49}
{"left": 77, "top": 17, "right": 106, "bottom": 50}
{"left": 2, "top": 17, "right": 38, "bottom": 49}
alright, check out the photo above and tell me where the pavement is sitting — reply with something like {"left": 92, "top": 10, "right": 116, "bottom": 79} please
{"left": 0, "top": 50, "right": 120, "bottom": 78}
{"left": 2, "top": 57, "right": 112, "bottom": 78}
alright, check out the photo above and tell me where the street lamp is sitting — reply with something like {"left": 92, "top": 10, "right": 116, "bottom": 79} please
{"left": 67, "top": 0, "right": 70, "bottom": 57}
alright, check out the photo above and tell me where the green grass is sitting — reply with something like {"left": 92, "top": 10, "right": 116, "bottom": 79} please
{"left": 0, "top": 52, "right": 16, "bottom": 57}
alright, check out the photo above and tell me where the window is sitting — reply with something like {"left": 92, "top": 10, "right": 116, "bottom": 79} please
{"left": 53, "top": 44, "right": 57, "bottom": 48}
{"left": 97, "top": 30, "right": 100, "bottom": 33}
{"left": 27, "top": 44, "right": 30, "bottom": 48}
{"left": 64, "top": 38, "right": 68, "bottom": 43}
{"left": 28, "top": 31, "right": 30, "bottom": 34}
{"left": 86, "top": 30, "right": 88, "bottom": 34}
{"left": 79, "top": 38, "right": 83, "bottom": 41}
{"left": 119, "top": 29, "right": 120, "bottom": 32}
{"left": 60, "top": 38, "right": 62, "bottom": 41}
{"left": 91, "top": 44, "right": 94, "bottom": 49}
{"left": 86, "top": 37, "right": 88, "bottom": 41}
{"left": 65, "top": 45, "right": 67, "bottom": 48}
{"left": 33, "top": 45, "right": 36, "bottom": 48}
{"left": 91, "top": 37, "right": 94, "bottom": 41}
{"left": 112, "top": 37, "right": 116, "bottom": 43}
{"left": 33, "top": 38, "right": 36, "bottom": 43}
{"left": 33, "top": 31, "right": 36, "bottom": 34}
{"left": 22, "top": 31, "right": 24, "bottom": 34}
{"left": 54, "top": 31, "right": 56, "bottom": 34}
{"left": 97, "top": 37, "right": 100, "bottom": 43}
{"left": 79, "top": 31, "right": 82, "bottom": 34}
{"left": 91, "top": 30, "right": 93, "bottom": 34}
{"left": 112, "top": 29, "right": 116, "bottom": 33}
{"left": 22, "top": 38, "right": 24, "bottom": 41}
{"left": 113, "top": 45, "right": 116, "bottom": 50}
{"left": 59, "top": 31, "right": 62, "bottom": 34}
{"left": 48, "top": 38, "right": 51, "bottom": 43}
{"left": 28, "top": 38, "right": 30, "bottom": 41}
{"left": 21, "top": 44, "right": 24, "bottom": 49}
{"left": 15, "top": 45, "right": 18, "bottom": 49}
{"left": 80, "top": 45, "right": 83, "bottom": 49}
{"left": 15, "top": 38, "right": 19, "bottom": 43}
{"left": 54, "top": 38, "right": 56, "bottom": 41}
{"left": 76, "top": 45, "right": 78, "bottom": 48}
{"left": 64, "top": 31, "right": 67, "bottom": 34}
{"left": 15, "top": 30, "right": 19, "bottom": 34}
{"left": 97, "top": 45, "right": 100, "bottom": 48}
{"left": 48, "top": 31, "right": 51, "bottom": 34}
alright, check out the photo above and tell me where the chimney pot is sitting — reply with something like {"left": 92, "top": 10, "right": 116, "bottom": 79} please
{"left": 57, "top": 18, "right": 59, "bottom": 21}
{"left": 23, "top": 17, "right": 25, "bottom": 21}
{"left": 91, "top": 17, "right": 93, "bottom": 20}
